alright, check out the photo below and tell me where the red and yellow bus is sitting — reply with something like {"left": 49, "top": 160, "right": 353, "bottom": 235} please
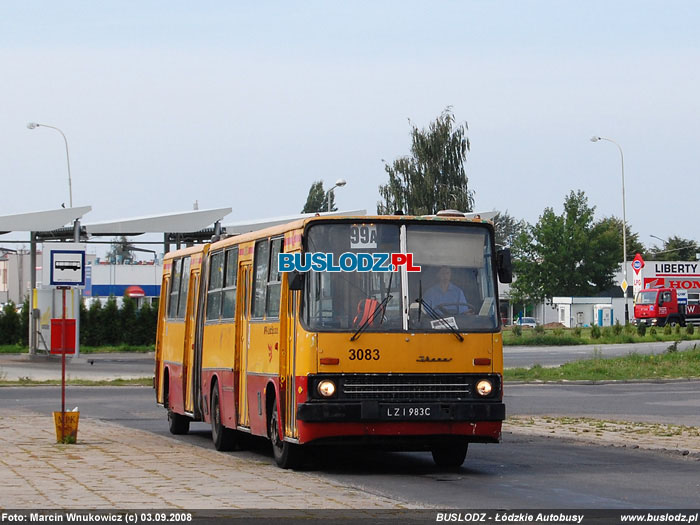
{"left": 155, "top": 213, "right": 512, "bottom": 468}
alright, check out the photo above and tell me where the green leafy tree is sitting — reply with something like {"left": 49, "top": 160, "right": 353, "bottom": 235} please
{"left": 102, "top": 296, "right": 120, "bottom": 345}
{"left": 0, "top": 301, "right": 21, "bottom": 345}
{"left": 107, "top": 236, "right": 136, "bottom": 264}
{"left": 647, "top": 236, "right": 699, "bottom": 261}
{"left": 493, "top": 211, "right": 528, "bottom": 248}
{"left": 592, "top": 217, "right": 645, "bottom": 262}
{"left": 301, "top": 180, "right": 336, "bottom": 213}
{"left": 84, "top": 299, "right": 105, "bottom": 346}
{"left": 511, "top": 190, "right": 621, "bottom": 303}
{"left": 121, "top": 295, "right": 139, "bottom": 346}
{"left": 135, "top": 301, "right": 158, "bottom": 345}
{"left": 377, "top": 107, "right": 474, "bottom": 215}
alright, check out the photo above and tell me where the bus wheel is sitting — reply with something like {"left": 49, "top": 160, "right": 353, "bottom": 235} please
{"left": 166, "top": 387, "right": 190, "bottom": 435}
{"left": 269, "top": 400, "right": 303, "bottom": 469}
{"left": 431, "top": 443, "right": 468, "bottom": 467}
{"left": 211, "top": 386, "right": 236, "bottom": 451}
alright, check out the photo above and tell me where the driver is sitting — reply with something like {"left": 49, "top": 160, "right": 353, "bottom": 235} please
{"left": 423, "top": 266, "right": 469, "bottom": 315}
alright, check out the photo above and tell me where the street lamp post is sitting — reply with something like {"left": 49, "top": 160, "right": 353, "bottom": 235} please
{"left": 325, "top": 178, "right": 347, "bottom": 212}
{"left": 27, "top": 122, "right": 73, "bottom": 208}
{"left": 591, "top": 135, "right": 629, "bottom": 323}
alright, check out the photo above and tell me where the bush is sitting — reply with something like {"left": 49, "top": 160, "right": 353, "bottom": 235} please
{"left": 573, "top": 326, "right": 582, "bottom": 337}
{"left": 687, "top": 324, "right": 695, "bottom": 335}
{"left": 675, "top": 324, "right": 682, "bottom": 336}
{"left": 0, "top": 301, "right": 21, "bottom": 345}
{"left": 664, "top": 323, "right": 672, "bottom": 335}
{"left": 637, "top": 324, "right": 647, "bottom": 337}
{"left": 649, "top": 326, "right": 657, "bottom": 336}
{"left": 534, "top": 324, "right": 545, "bottom": 335}
{"left": 612, "top": 320, "right": 623, "bottom": 336}
{"left": 553, "top": 327, "right": 564, "bottom": 337}
{"left": 512, "top": 325, "right": 522, "bottom": 337}
{"left": 602, "top": 326, "right": 612, "bottom": 338}
{"left": 590, "top": 325, "right": 601, "bottom": 339}
{"left": 623, "top": 323, "right": 634, "bottom": 335}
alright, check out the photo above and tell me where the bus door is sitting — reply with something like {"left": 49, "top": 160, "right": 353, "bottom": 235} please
{"left": 183, "top": 270, "right": 200, "bottom": 414}
{"left": 155, "top": 275, "right": 170, "bottom": 404}
{"left": 284, "top": 286, "right": 299, "bottom": 438}
{"left": 237, "top": 262, "right": 252, "bottom": 427}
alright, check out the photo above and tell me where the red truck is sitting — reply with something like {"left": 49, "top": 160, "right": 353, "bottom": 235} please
{"left": 634, "top": 287, "right": 700, "bottom": 327}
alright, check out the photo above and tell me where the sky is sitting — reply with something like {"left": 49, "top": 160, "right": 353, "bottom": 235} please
{"left": 1, "top": 1, "right": 699, "bottom": 257}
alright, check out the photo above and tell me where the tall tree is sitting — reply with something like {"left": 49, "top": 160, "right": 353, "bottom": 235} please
{"left": 591, "top": 216, "right": 646, "bottom": 265}
{"left": 301, "top": 180, "right": 336, "bottom": 213}
{"left": 511, "top": 190, "right": 622, "bottom": 303}
{"left": 107, "top": 236, "right": 136, "bottom": 264}
{"left": 493, "top": 211, "right": 528, "bottom": 249}
{"left": 377, "top": 108, "right": 474, "bottom": 215}
{"left": 647, "top": 236, "right": 699, "bottom": 261}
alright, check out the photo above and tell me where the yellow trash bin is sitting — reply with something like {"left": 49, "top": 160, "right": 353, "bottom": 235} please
{"left": 54, "top": 411, "right": 80, "bottom": 443}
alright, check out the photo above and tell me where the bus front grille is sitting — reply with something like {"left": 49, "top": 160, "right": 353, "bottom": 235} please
{"left": 341, "top": 374, "right": 472, "bottom": 401}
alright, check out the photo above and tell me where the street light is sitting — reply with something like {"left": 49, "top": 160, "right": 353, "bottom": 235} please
{"left": 649, "top": 234, "right": 666, "bottom": 247}
{"left": 324, "top": 178, "right": 347, "bottom": 212}
{"left": 591, "top": 135, "right": 629, "bottom": 323}
{"left": 27, "top": 122, "right": 73, "bottom": 208}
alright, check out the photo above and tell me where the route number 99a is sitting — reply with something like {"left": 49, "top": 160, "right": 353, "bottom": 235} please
{"left": 348, "top": 348, "right": 380, "bottom": 361}
{"left": 350, "top": 224, "right": 377, "bottom": 249}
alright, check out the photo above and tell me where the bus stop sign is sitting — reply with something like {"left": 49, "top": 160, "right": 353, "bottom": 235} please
{"left": 49, "top": 249, "right": 86, "bottom": 287}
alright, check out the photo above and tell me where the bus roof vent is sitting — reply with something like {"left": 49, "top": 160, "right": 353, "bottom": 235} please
{"left": 436, "top": 209, "right": 465, "bottom": 217}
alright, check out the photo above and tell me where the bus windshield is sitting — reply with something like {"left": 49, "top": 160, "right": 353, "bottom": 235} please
{"left": 302, "top": 221, "right": 498, "bottom": 332}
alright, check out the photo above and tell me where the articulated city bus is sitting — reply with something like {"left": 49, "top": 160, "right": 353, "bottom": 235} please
{"left": 155, "top": 213, "right": 512, "bottom": 468}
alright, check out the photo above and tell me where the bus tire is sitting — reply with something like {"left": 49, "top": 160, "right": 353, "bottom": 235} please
{"left": 269, "top": 399, "right": 303, "bottom": 469}
{"left": 431, "top": 442, "right": 468, "bottom": 467}
{"left": 211, "top": 385, "right": 236, "bottom": 451}
{"left": 166, "top": 382, "right": 190, "bottom": 435}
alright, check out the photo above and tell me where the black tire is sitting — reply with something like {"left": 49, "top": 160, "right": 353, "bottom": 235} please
{"left": 166, "top": 383, "right": 190, "bottom": 435}
{"left": 431, "top": 443, "right": 468, "bottom": 467}
{"left": 211, "top": 385, "right": 237, "bottom": 451}
{"left": 269, "top": 399, "right": 304, "bottom": 469}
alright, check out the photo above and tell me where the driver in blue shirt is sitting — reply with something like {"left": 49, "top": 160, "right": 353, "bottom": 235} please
{"left": 423, "top": 266, "right": 470, "bottom": 315}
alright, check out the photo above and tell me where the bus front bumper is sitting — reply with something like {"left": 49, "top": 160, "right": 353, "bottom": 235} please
{"left": 297, "top": 401, "right": 505, "bottom": 422}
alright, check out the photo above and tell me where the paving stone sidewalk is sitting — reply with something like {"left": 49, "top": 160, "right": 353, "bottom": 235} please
{"left": 0, "top": 409, "right": 415, "bottom": 510}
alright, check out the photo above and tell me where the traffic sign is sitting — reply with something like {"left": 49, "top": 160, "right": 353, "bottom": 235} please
{"left": 620, "top": 279, "right": 628, "bottom": 293}
{"left": 44, "top": 243, "right": 86, "bottom": 287}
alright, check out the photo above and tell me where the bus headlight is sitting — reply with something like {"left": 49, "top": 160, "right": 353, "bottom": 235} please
{"left": 476, "top": 379, "right": 493, "bottom": 397}
{"left": 317, "top": 380, "right": 336, "bottom": 397}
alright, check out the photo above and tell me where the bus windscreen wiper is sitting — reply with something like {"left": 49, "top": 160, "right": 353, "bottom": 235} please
{"left": 350, "top": 293, "right": 392, "bottom": 342}
{"left": 416, "top": 297, "right": 464, "bottom": 342}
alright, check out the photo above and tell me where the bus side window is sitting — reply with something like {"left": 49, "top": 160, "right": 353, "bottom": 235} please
{"left": 168, "top": 259, "right": 181, "bottom": 319}
{"left": 266, "top": 238, "right": 283, "bottom": 318}
{"left": 176, "top": 257, "right": 191, "bottom": 319}
{"left": 252, "top": 240, "right": 270, "bottom": 318}
{"left": 222, "top": 247, "right": 238, "bottom": 319}
{"left": 206, "top": 251, "right": 224, "bottom": 321}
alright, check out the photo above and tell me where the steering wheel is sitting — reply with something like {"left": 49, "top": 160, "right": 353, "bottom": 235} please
{"left": 436, "top": 302, "right": 475, "bottom": 315}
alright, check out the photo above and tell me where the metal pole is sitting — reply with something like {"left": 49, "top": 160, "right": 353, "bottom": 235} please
{"left": 29, "top": 233, "right": 37, "bottom": 355}
{"left": 592, "top": 136, "right": 628, "bottom": 323}
{"left": 61, "top": 286, "right": 66, "bottom": 439}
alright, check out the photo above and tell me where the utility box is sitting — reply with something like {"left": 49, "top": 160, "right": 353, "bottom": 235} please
{"left": 50, "top": 319, "right": 76, "bottom": 354}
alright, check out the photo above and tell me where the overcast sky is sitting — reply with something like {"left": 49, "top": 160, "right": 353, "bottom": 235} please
{"left": 1, "top": 1, "right": 698, "bottom": 254}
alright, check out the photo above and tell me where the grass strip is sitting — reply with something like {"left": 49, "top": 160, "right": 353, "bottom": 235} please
{"left": 505, "top": 344, "right": 700, "bottom": 382}
{"left": 0, "top": 377, "right": 152, "bottom": 387}
{"left": 503, "top": 326, "right": 700, "bottom": 346}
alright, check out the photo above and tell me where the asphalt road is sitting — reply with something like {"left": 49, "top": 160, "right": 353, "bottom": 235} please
{"left": 3, "top": 385, "right": 699, "bottom": 509}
